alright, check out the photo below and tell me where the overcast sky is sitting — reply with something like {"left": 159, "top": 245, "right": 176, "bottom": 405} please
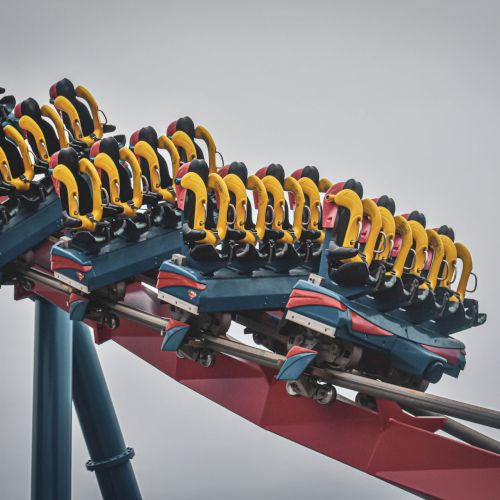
{"left": 1, "top": 1, "right": 499, "bottom": 498}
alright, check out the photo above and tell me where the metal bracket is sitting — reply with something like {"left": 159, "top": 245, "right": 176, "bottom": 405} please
{"left": 86, "top": 447, "right": 135, "bottom": 472}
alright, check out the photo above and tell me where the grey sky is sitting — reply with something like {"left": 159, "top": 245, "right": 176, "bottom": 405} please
{"left": 1, "top": 1, "right": 499, "bottom": 498}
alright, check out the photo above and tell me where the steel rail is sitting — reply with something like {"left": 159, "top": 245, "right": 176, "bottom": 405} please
{"left": 21, "top": 267, "right": 500, "bottom": 433}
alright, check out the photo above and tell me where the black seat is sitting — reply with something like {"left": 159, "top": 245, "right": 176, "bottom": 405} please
{"left": 15, "top": 98, "right": 60, "bottom": 156}
{"left": 130, "top": 126, "right": 172, "bottom": 189}
{"left": 92, "top": 137, "right": 133, "bottom": 202}
{"left": 50, "top": 78, "right": 94, "bottom": 137}
{"left": 0, "top": 126, "right": 24, "bottom": 178}
{"left": 55, "top": 148, "right": 93, "bottom": 215}
{"left": 167, "top": 116, "right": 205, "bottom": 160}
{"left": 332, "top": 178, "right": 363, "bottom": 246}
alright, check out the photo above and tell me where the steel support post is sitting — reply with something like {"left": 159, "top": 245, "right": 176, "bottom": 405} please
{"left": 31, "top": 298, "right": 73, "bottom": 500}
{"left": 72, "top": 321, "right": 141, "bottom": 500}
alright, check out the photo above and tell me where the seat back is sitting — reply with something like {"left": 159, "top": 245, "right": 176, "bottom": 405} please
{"left": 0, "top": 125, "right": 35, "bottom": 191}
{"left": 50, "top": 148, "right": 103, "bottom": 230}
{"left": 50, "top": 78, "right": 105, "bottom": 146}
{"left": 167, "top": 116, "right": 217, "bottom": 173}
{"left": 130, "top": 126, "right": 174, "bottom": 202}
{"left": 16, "top": 98, "right": 66, "bottom": 162}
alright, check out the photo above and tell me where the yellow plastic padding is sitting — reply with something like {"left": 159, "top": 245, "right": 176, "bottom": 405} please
{"left": 207, "top": 173, "right": 229, "bottom": 241}
{"left": 78, "top": 158, "right": 104, "bottom": 222}
{"left": 19, "top": 115, "right": 51, "bottom": 162}
{"left": 75, "top": 85, "right": 104, "bottom": 140}
{"left": 0, "top": 126, "right": 35, "bottom": 190}
{"left": 424, "top": 229, "right": 444, "bottom": 290}
{"left": 158, "top": 135, "right": 180, "bottom": 183}
{"left": 133, "top": 140, "right": 174, "bottom": 203}
{"left": 247, "top": 175, "right": 268, "bottom": 241}
{"left": 326, "top": 189, "right": 363, "bottom": 248}
{"left": 224, "top": 173, "right": 253, "bottom": 243}
{"left": 407, "top": 220, "right": 428, "bottom": 277}
{"left": 298, "top": 177, "right": 324, "bottom": 242}
{"left": 392, "top": 216, "right": 413, "bottom": 278}
{"left": 375, "top": 206, "right": 395, "bottom": 261}
{"left": 180, "top": 172, "right": 216, "bottom": 245}
{"left": 361, "top": 198, "right": 383, "bottom": 266}
{"left": 195, "top": 125, "right": 217, "bottom": 174}
{"left": 319, "top": 178, "right": 332, "bottom": 193}
{"left": 438, "top": 234, "right": 458, "bottom": 291}
{"left": 455, "top": 242, "right": 473, "bottom": 302}
{"left": 52, "top": 165, "right": 95, "bottom": 230}
{"left": 53, "top": 96, "right": 95, "bottom": 146}
{"left": 284, "top": 176, "right": 304, "bottom": 240}
{"left": 41, "top": 104, "right": 69, "bottom": 149}
{"left": 119, "top": 147, "right": 143, "bottom": 211}
{"left": 171, "top": 131, "right": 196, "bottom": 162}
{"left": 262, "top": 175, "right": 294, "bottom": 244}
{"left": 94, "top": 153, "right": 121, "bottom": 205}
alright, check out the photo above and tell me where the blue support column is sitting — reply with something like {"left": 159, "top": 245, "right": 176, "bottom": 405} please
{"left": 31, "top": 298, "right": 73, "bottom": 500}
{"left": 72, "top": 321, "right": 141, "bottom": 500}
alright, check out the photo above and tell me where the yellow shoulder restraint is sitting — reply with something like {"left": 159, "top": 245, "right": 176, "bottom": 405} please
{"left": 246, "top": 175, "right": 268, "bottom": 241}
{"left": 438, "top": 234, "right": 458, "bottom": 295}
{"left": 171, "top": 131, "right": 196, "bottom": 162}
{"left": 119, "top": 147, "right": 143, "bottom": 212}
{"left": 207, "top": 173, "right": 229, "bottom": 241}
{"left": 194, "top": 125, "right": 217, "bottom": 174}
{"left": 424, "top": 229, "right": 444, "bottom": 290}
{"left": 158, "top": 135, "right": 181, "bottom": 183}
{"left": 319, "top": 178, "right": 332, "bottom": 192}
{"left": 0, "top": 125, "right": 35, "bottom": 191}
{"left": 262, "top": 175, "right": 294, "bottom": 245}
{"left": 52, "top": 158, "right": 103, "bottom": 230}
{"left": 224, "top": 173, "right": 252, "bottom": 243}
{"left": 133, "top": 140, "right": 174, "bottom": 203}
{"left": 374, "top": 206, "right": 395, "bottom": 261}
{"left": 360, "top": 198, "right": 383, "bottom": 266}
{"left": 454, "top": 242, "right": 473, "bottom": 302}
{"left": 284, "top": 176, "right": 305, "bottom": 241}
{"left": 392, "top": 215, "right": 413, "bottom": 278}
{"left": 54, "top": 85, "right": 104, "bottom": 146}
{"left": 19, "top": 106, "right": 68, "bottom": 162}
{"left": 407, "top": 220, "right": 428, "bottom": 277}
{"left": 325, "top": 188, "right": 363, "bottom": 249}
{"left": 298, "top": 177, "right": 324, "bottom": 242}
{"left": 180, "top": 171, "right": 216, "bottom": 245}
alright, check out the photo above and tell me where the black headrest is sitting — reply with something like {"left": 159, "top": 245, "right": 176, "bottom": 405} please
{"left": 99, "top": 136, "right": 120, "bottom": 164}
{"left": 438, "top": 225, "right": 455, "bottom": 241}
{"left": 58, "top": 147, "right": 80, "bottom": 175}
{"left": 55, "top": 78, "right": 77, "bottom": 100}
{"left": 188, "top": 159, "right": 209, "bottom": 185}
{"left": 267, "top": 163, "right": 285, "bottom": 185}
{"left": 301, "top": 166, "right": 320, "bottom": 186}
{"left": 228, "top": 162, "right": 248, "bottom": 185}
{"left": 20, "top": 98, "right": 42, "bottom": 120}
{"left": 408, "top": 210, "right": 426, "bottom": 228}
{"left": 377, "top": 195, "right": 396, "bottom": 215}
{"left": 176, "top": 116, "right": 196, "bottom": 139}
{"left": 344, "top": 178, "right": 363, "bottom": 198}
{"left": 0, "top": 87, "right": 4, "bottom": 95}
{"left": 138, "top": 126, "right": 159, "bottom": 149}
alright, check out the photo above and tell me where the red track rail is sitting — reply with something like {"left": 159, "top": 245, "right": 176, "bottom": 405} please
{"left": 20, "top": 246, "right": 500, "bottom": 499}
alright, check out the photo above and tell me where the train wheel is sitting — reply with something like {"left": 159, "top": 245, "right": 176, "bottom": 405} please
{"left": 314, "top": 384, "right": 337, "bottom": 406}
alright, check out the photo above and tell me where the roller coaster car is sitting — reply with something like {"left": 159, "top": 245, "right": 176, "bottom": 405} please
{"left": 167, "top": 116, "right": 217, "bottom": 173}
{"left": 49, "top": 78, "right": 116, "bottom": 150}
{"left": 50, "top": 144, "right": 182, "bottom": 295}
{"left": 156, "top": 161, "right": 314, "bottom": 322}
{"left": 0, "top": 124, "right": 63, "bottom": 272}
